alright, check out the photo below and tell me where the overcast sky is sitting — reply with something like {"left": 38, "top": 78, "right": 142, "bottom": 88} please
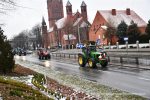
{"left": 1, "top": 0, "right": 150, "bottom": 39}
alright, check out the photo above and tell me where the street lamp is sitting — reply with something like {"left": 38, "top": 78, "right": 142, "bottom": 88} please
{"left": 78, "top": 24, "right": 81, "bottom": 43}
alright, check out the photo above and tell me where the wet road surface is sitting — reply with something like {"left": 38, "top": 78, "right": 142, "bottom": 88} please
{"left": 16, "top": 55, "right": 150, "bottom": 99}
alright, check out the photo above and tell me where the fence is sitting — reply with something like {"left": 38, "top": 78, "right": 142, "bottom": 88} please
{"left": 51, "top": 50, "right": 150, "bottom": 70}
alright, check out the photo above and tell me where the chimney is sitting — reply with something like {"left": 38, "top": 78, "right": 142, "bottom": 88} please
{"left": 126, "top": 8, "right": 131, "bottom": 15}
{"left": 112, "top": 9, "right": 116, "bottom": 15}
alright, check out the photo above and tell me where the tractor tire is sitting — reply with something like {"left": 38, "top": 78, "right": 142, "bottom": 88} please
{"left": 100, "top": 60, "right": 108, "bottom": 68}
{"left": 47, "top": 54, "right": 51, "bottom": 59}
{"left": 78, "top": 55, "right": 86, "bottom": 67}
{"left": 88, "top": 58, "right": 96, "bottom": 68}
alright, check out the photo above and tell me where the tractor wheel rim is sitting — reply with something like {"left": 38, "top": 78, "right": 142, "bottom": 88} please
{"left": 89, "top": 60, "right": 93, "bottom": 67}
{"left": 79, "top": 57, "right": 83, "bottom": 64}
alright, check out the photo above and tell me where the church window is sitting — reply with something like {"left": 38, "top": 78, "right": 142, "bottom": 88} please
{"left": 69, "top": 8, "right": 71, "bottom": 12}
{"left": 84, "top": 8, "right": 86, "bottom": 12}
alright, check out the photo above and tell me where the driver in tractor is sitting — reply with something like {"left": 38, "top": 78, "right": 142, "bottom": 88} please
{"left": 86, "top": 46, "right": 90, "bottom": 57}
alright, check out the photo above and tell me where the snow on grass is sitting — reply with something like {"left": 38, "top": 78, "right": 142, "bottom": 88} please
{"left": 15, "top": 59, "right": 146, "bottom": 99}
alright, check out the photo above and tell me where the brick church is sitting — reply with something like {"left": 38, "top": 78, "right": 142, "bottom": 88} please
{"left": 42, "top": 0, "right": 91, "bottom": 49}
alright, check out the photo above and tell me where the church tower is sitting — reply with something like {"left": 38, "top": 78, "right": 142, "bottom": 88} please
{"left": 66, "top": 1, "right": 72, "bottom": 18}
{"left": 81, "top": 1, "right": 87, "bottom": 20}
{"left": 47, "top": 0, "right": 64, "bottom": 27}
{"left": 42, "top": 17, "right": 49, "bottom": 48}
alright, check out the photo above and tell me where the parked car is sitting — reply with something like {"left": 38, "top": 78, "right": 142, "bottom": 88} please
{"left": 12, "top": 48, "right": 26, "bottom": 56}
{"left": 37, "top": 48, "right": 51, "bottom": 60}
{"left": 26, "top": 50, "right": 33, "bottom": 54}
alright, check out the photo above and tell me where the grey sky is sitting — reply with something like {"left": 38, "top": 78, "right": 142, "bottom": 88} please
{"left": 1, "top": 0, "right": 150, "bottom": 39}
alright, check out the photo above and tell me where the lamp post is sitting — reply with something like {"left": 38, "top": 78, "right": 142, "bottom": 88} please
{"left": 78, "top": 24, "right": 81, "bottom": 43}
{"left": 67, "top": 33, "right": 70, "bottom": 49}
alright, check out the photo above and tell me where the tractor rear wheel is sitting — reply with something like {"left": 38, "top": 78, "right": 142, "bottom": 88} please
{"left": 78, "top": 55, "right": 86, "bottom": 67}
{"left": 88, "top": 58, "right": 96, "bottom": 68}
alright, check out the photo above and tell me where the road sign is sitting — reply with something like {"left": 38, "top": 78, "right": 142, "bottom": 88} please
{"left": 96, "top": 39, "right": 101, "bottom": 45}
{"left": 124, "top": 37, "right": 128, "bottom": 41}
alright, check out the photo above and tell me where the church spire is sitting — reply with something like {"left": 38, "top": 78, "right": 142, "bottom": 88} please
{"left": 81, "top": 1, "right": 86, "bottom": 6}
{"left": 66, "top": 0, "right": 72, "bottom": 6}
{"left": 81, "top": 1, "right": 87, "bottom": 20}
{"left": 42, "top": 17, "right": 46, "bottom": 26}
{"left": 66, "top": 0, "right": 72, "bottom": 17}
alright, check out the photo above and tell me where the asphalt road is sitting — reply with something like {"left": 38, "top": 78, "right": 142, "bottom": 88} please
{"left": 16, "top": 54, "right": 150, "bottom": 99}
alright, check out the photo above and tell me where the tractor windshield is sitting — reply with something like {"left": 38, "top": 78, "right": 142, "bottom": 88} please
{"left": 89, "top": 46, "right": 96, "bottom": 52}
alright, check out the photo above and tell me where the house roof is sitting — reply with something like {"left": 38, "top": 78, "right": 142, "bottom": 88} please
{"left": 98, "top": 10, "right": 146, "bottom": 27}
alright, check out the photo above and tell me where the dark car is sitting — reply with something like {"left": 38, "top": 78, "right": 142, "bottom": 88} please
{"left": 12, "top": 48, "right": 26, "bottom": 56}
{"left": 37, "top": 48, "right": 51, "bottom": 60}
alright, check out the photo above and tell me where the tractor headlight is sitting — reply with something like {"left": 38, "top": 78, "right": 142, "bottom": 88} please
{"left": 103, "top": 53, "right": 106, "bottom": 57}
{"left": 99, "top": 55, "right": 102, "bottom": 59}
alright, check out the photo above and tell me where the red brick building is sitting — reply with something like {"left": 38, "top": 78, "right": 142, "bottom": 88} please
{"left": 42, "top": 0, "right": 90, "bottom": 49}
{"left": 89, "top": 8, "right": 147, "bottom": 45}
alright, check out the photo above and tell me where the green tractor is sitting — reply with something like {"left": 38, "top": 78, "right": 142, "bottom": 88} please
{"left": 78, "top": 42, "right": 108, "bottom": 68}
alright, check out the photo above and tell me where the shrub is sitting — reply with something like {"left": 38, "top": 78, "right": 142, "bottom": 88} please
{"left": 9, "top": 89, "right": 23, "bottom": 97}
{"left": 0, "top": 27, "right": 15, "bottom": 74}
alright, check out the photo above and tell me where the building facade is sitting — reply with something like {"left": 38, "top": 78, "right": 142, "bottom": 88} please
{"left": 42, "top": 0, "right": 91, "bottom": 49}
{"left": 47, "top": 0, "right": 64, "bottom": 27}
{"left": 89, "top": 8, "right": 147, "bottom": 45}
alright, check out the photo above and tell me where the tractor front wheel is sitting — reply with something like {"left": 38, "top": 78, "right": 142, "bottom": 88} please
{"left": 78, "top": 55, "right": 86, "bottom": 67}
{"left": 100, "top": 60, "right": 108, "bottom": 68}
{"left": 88, "top": 59, "right": 96, "bottom": 68}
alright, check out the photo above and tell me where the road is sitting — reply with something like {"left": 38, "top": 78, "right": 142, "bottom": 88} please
{"left": 16, "top": 54, "right": 150, "bottom": 99}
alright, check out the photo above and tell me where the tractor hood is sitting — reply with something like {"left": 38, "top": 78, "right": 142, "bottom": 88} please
{"left": 90, "top": 51, "right": 101, "bottom": 55}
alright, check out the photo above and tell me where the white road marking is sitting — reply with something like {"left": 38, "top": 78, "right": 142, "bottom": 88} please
{"left": 138, "top": 77, "right": 150, "bottom": 81}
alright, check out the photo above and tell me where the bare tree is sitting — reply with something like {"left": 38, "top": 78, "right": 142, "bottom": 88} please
{"left": 0, "top": 0, "right": 16, "bottom": 26}
{"left": 104, "top": 18, "right": 117, "bottom": 45}
{"left": 12, "top": 30, "right": 29, "bottom": 49}
{"left": 31, "top": 24, "right": 42, "bottom": 48}
{"left": 0, "top": 0, "right": 16, "bottom": 14}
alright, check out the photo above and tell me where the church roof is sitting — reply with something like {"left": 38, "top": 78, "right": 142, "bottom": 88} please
{"left": 48, "top": 27, "right": 54, "bottom": 33}
{"left": 55, "top": 17, "right": 67, "bottom": 29}
{"left": 66, "top": 1, "right": 72, "bottom": 6}
{"left": 80, "top": 21, "right": 89, "bottom": 27}
{"left": 81, "top": 1, "right": 86, "bottom": 6}
{"left": 48, "top": 17, "right": 67, "bottom": 32}
{"left": 98, "top": 9, "right": 146, "bottom": 27}
{"left": 73, "top": 17, "right": 82, "bottom": 26}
